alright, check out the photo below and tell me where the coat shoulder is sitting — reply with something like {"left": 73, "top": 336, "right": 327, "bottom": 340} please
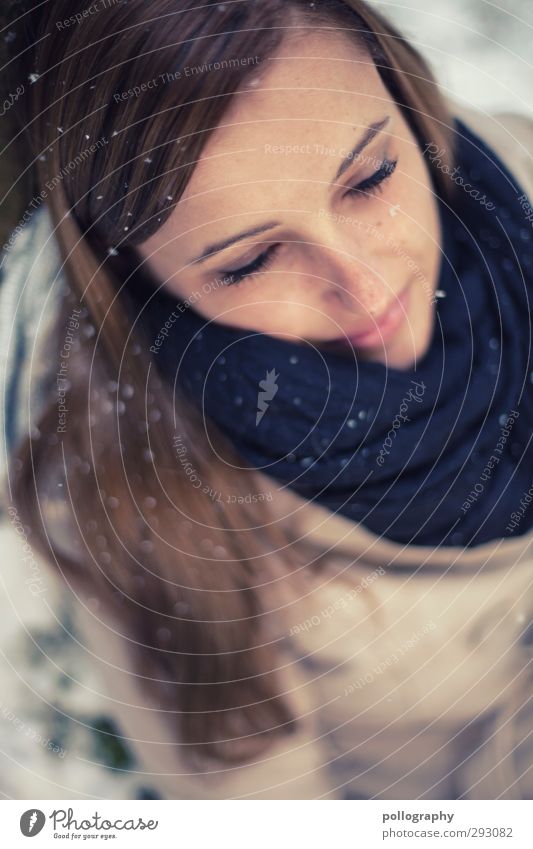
{"left": 451, "top": 102, "right": 533, "bottom": 196}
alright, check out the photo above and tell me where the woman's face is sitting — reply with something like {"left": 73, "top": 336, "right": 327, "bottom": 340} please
{"left": 138, "top": 30, "right": 442, "bottom": 370}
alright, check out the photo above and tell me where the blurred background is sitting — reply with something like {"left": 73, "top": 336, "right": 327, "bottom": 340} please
{"left": 381, "top": 0, "right": 532, "bottom": 115}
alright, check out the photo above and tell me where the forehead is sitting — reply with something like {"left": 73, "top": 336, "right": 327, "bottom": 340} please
{"left": 138, "top": 31, "right": 395, "bottom": 262}
{"left": 180, "top": 30, "right": 390, "bottom": 198}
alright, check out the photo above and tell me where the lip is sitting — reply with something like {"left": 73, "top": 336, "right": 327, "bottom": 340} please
{"left": 339, "top": 281, "right": 412, "bottom": 350}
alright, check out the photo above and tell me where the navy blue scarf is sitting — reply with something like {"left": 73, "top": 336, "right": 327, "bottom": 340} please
{"left": 134, "top": 118, "right": 533, "bottom": 547}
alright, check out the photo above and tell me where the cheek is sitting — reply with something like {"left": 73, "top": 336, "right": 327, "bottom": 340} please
{"left": 211, "top": 290, "right": 327, "bottom": 337}
{"left": 393, "top": 136, "right": 436, "bottom": 215}
{"left": 392, "top": 172, "right": 439, "bottom": 261}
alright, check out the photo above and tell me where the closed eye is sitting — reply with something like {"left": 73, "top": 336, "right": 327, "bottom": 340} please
{"left": 218, "top": 243, "right": 280, "bottom": 287}
{"left": 217, "top": 157, "right": 398, "bottom": 287}
{"left": 347, "top": 157, "right": 397, "bottom": 197}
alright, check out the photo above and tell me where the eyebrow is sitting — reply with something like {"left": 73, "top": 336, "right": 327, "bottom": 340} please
{"left": 190, "top": 115, "right": 390, "bottom": 265}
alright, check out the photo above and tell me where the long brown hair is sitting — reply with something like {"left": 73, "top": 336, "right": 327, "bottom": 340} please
{"left": 5, "top": 0, "right": 454, "bottom": 765}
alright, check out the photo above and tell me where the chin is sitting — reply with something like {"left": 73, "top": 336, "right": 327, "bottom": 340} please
{"left": 385, "top": 310, "right": 434, "bottom": 369}
{"left": 356, "top": 307, "right": 432, "bottom": 369}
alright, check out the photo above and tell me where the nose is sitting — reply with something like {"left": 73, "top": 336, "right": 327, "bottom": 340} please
{"left": 335, "top": 269, "right": 391, "bottom": 315}
{"left": 321, "top": 247, "right": 391, "bottom": 317}
{"left": 321, "top": 229, "right": 392, "bottom": 317}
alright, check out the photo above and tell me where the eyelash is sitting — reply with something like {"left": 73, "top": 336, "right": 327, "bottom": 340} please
{"left": 219, "top": 157, "right": 398, "bottom": 287}
{"left": 347, "top": 157, "right": 397, "bottom": 197}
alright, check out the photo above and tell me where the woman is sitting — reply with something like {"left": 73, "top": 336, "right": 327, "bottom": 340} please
{"left": 1, "top": 0, "right": 531, "bottom": 799}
